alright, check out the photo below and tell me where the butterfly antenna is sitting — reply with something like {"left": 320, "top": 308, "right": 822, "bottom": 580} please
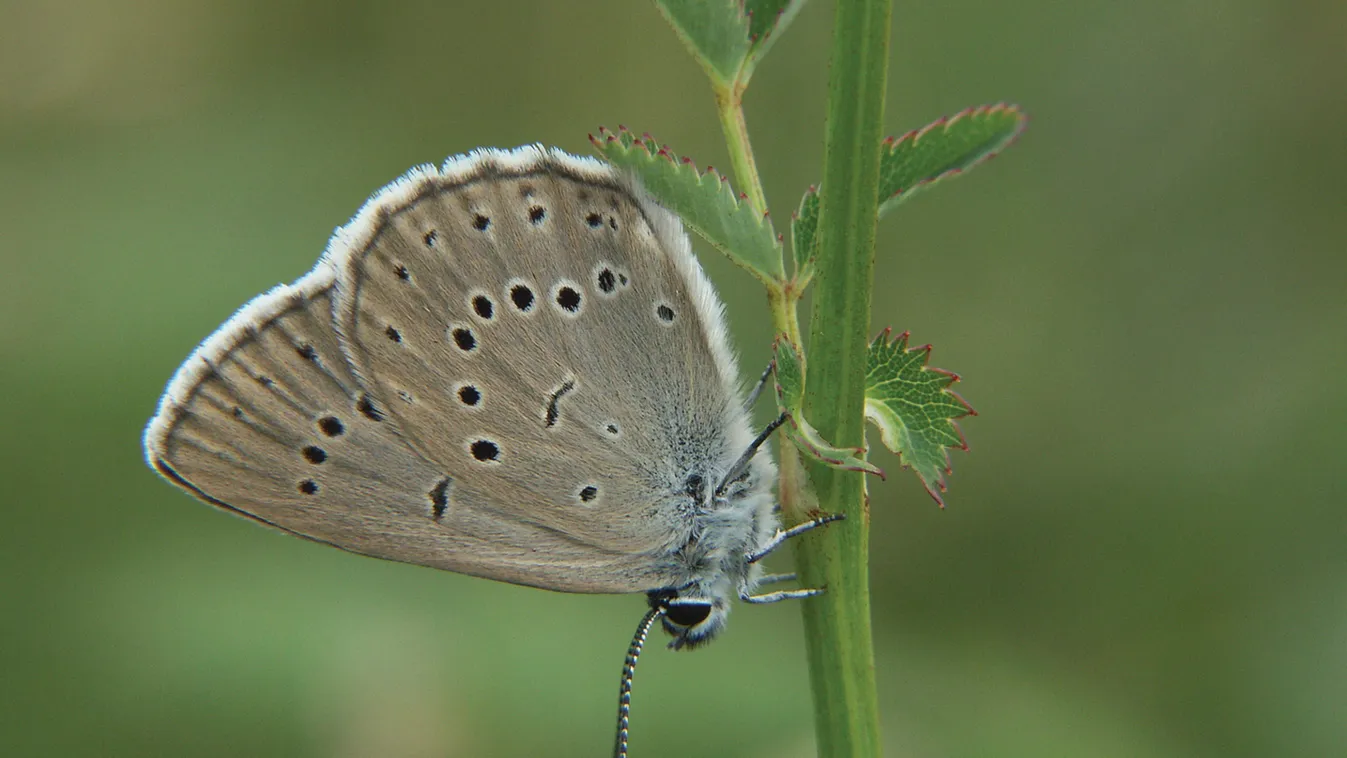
{"left": 613, "top": 606, "right": 665, "bottom": 758}
{"left": 715, "top": 412, "right": 788, "bottom": 497}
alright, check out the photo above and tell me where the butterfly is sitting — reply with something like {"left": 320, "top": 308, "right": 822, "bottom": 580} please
{"left": 144, "top": 145, "right": 840, "bottom": 757}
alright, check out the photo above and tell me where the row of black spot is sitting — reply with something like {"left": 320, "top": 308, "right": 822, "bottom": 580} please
{"left": 413, "top": 203, "right": 613, "bottom": 244}
{"left": 381, "top": 274, "right": 622, "bottom": 362}
{"left": 294, "top": 410, "right": 347, "bottom": 495}
{"left": 383, "top": 273, "right": 670, "bottom": 357}
{"left": 291, "top": 413, "right": 602, "bottom": 510}
{"left": 277, "top": 334, "right": 618, "bottom": 500}
{"left": 278, "top": 344, "right": 612, "bottom": 510}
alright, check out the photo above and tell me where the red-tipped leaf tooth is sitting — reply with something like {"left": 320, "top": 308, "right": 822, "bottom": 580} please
{"left": 920, "top": 469, "right": 951, "bottom": 508}
{"left": 681, "top": 156, "right": 693, "bottom": 164}
{"left": 929, "top": 367, "right": 962, "bottom": 383}
{"left": 762, "top": 210, "right": 770, "bottom": 219}
{"left": 777, "top": 233, "right": 784, "bottom": 242}
{"left": 945, "top": 389, "right": 977, "bottom": 417}
{"left": 740, "top": 192, "right": 748, "bottom": 200}
{"left": 949, "top": 419, "right": 971, "bottom": 451}
{"left": 951, "top": 420, "right": 971, "bottom": 450}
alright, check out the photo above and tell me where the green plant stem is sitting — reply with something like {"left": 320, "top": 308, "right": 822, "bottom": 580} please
{"left": 710, "top": 14, "right": 890, "bottom": 752}
{"left": 793, "top": 0, "right": 892, "bottom": 756}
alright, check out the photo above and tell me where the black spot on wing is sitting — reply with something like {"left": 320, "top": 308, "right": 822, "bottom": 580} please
{"left": 429, "top": 477, "right": 453, "bottom": 521}
{"left": 545, "top": 380, "right": 575, "bottom": 428}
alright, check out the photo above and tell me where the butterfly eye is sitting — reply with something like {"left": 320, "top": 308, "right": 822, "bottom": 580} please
{"left": 665, "top": 601, "right": 712, "bottom": 627}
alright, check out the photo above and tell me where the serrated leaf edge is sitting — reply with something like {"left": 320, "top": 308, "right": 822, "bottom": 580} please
{"left": 864, "top": 327, "right": 977, "bottom": 506}
{"left": 878, "top": 103, "right": 1028, "bottom": 209}
{"left": 590, "top": 126, "right": 783, "bottom": 281}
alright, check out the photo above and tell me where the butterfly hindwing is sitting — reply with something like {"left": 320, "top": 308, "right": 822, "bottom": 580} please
{"left": 144, "top": 267, "right": 681, "bottom": 592}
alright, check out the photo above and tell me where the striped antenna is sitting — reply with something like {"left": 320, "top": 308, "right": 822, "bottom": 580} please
{"left": 716, "top": 411, "right": 787, "bottom": 497}
{"left": 612, "top": 606, "right": 665, "bottom": 758}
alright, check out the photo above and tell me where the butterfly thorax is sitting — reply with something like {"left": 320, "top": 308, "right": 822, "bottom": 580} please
{"left": 652, "top": 447, "right": 779, "bottom": 648}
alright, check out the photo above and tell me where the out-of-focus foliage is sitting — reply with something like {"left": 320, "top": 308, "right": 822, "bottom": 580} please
{"left": 1, "top": 1, "right": 1343, "bottom": 756}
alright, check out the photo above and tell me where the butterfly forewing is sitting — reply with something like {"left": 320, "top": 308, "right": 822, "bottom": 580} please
{"left": 329, "top": 151, "right": 741, "bottom": 560}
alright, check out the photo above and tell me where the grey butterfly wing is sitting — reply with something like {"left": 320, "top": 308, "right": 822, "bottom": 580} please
{"left": 144, "top": 267, "right": 680, "bottom": 592}
{"left": 330, "top": 148, "right": 749, "bottom": 563}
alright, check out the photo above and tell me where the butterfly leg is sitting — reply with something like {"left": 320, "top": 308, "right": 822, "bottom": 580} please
{"left": 755, "top": 572, "right": 798, "bottom": 586}
{"left": 741, "top": 587, "right": 825, "bottom": 604}
{"left": 745, "top": 512, "right": 846, "bottom": 564}
{"left": 743, "top": 361, "right": 774, "bottom": 412}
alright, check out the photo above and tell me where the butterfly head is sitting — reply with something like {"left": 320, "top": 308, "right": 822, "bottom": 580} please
{"left": 648, "top": 590, "right": 728, "bottom": 650}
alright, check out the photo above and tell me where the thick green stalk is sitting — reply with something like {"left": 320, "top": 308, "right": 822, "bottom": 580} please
{"left": 793, "top": 0, "right": 892, "bottom": 756}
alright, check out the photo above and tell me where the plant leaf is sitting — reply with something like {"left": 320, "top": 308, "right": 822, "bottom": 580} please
{"left": 591, "top": 126, "right": 785, "bottom": 284}
{"left": 864, "top": 328, "right": 975, "bottom": 506}
{"left": 653, "top": 0, "right": 751, "bottom": 86}
{"left": 775, "top": 337, "right": 884, "bottom": 477}
{"left": 740, "top": 0, "right": 809, "bottom": 86}
{"left": 877, "top": 103, "right": 1027, "bottom": 216}
{"left": 790, "top": 185, "right": 819, "bottom": 286}
{"left": 773, "top": 334, "right": 806, "bottom": 410}
{"left": 654, "top": 0, "right": 807, "bottom": 89}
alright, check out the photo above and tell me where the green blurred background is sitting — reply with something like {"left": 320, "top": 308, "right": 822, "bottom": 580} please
{"left": 3, "top": 1, "right": 1343, "bottom": 756}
